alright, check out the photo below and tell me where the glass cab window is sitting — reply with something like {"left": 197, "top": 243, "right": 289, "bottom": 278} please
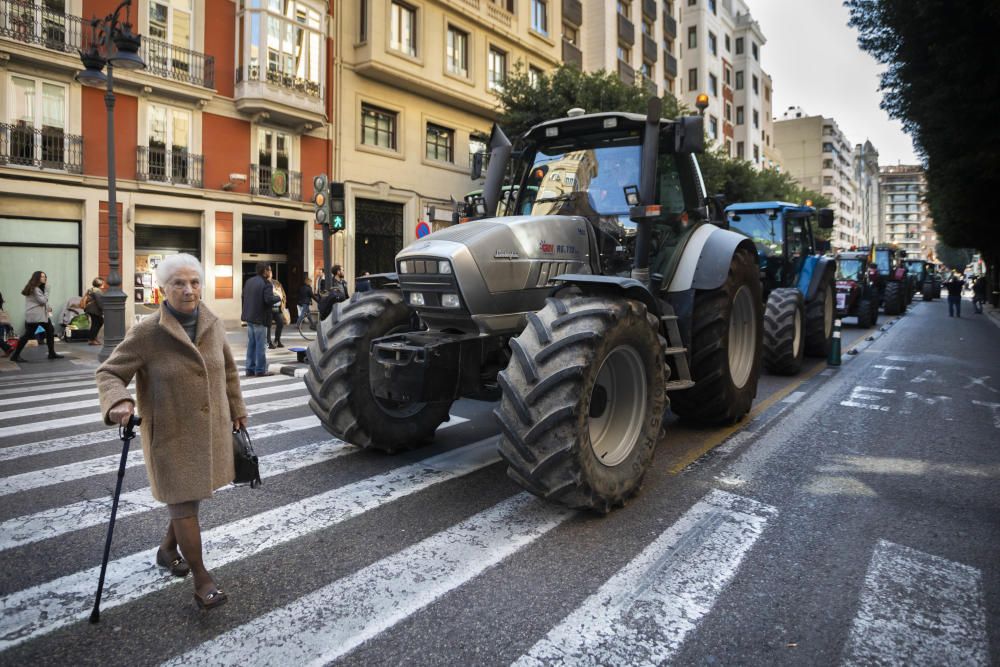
{"left": 836, "top": 258, "right": 864, "bottom": 281}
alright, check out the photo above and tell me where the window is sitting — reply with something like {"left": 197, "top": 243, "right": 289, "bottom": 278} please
{"left": 531, "top": 0, "right": 548, "bottom": 35}
{"left": 361, "top": 104, "right": 397, "bottom": 150}
{"left": 724, "top": 34, "right": 730, "bottom": 52}
{"left": 736, "top": 141, "right": 744, "bottom": 159}
{"left": 764, "top": 85, "right": 770, "bottom": 102}
{"left": 446, "top": 26, "right": 468, "bottom": 77}
{"left": 390, "top": 1, "right": 416, "bottom": 56}
{"left": 688, "top": 67, "right": 698, "bottom": 91}
{"left": 618, "top": 43, "right": 631, "bottom": 62}
{"left": 359, "top": 0, "right": 367, "bottom": 41}
{"left": 488, "top": 47, "right": 507, "bottom": 91}
{"left": 7, "top": 74, "right": 68, "bottom": 169}
{"left": 426, "top": 123, "right": 454, "bottom": 162}
{"left": 642, "top": 19, "right": 653, "bottom": 36}
{"left": 752, "top": 74, "right": 759, "bottom": 95}
{"left": 724, "top": 65, "right": 731, "bottom": 86}
{"left": 148, "top": 0, "right": 193, "bottom": 72}
{"left": 752, "top": 109, "right": 759, "bottom": 128}
{"left": 529, "top": 65, "right": 543, "bottom": 87}
{"left": 708, "top": 0, "right": 716, "bottom": 13}
{"left": 708, "top": 73, "right": 717, "bottom": 96}
{"left": 709, "top": 115, "right": 718, "bottom": 139}
{"left": 708, "top": 31, "right": 717, "bottom": 56}
{"left": 618, "top": 0, "right": 631, "bottom": 19}
{"left": 736, "top": 106, "right": 744, "bottom": 125}
{"left": 687, "top": 0, "right": 696, "bottom": 5}
{"left": 753, "top": 144, "right": 759, "bottom": 162}
{"left": 256, "top": 127, "right": 291, "bottom": 196}
{"left": 239, "top": 1, "right": 325, "bottom": 97}
{"left": 751, "top": 41, "right": 759, "bottom": 60}
{"left": 147, "top": 104, "right": 192, "bottom": 183}
{"left": 641, "top": 61, "right": 653, "bottom": 79}
{"left": 735, "top": 70, "right": 744, "bottom": 90}
{"left": 563, "top": 23, "right": 578, "bottom": 45}
{"left": 724, "top": 101, "right": 732, "bottom": 122}
{"left": 735, "top": 37, "right": 744, "bottom": 55}
{"left": 687, "top": 26, "right": 697, "bottom": 49}
{"left": 725, "top": 139, "right": 732, "bottom": 155}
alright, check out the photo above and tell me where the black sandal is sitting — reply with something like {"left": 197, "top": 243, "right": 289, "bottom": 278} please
{"left": 194, "top": 586, "right": 228, "bottom": 610}
{"left": 156, "top": 548, "right": 191, "bottom": 577}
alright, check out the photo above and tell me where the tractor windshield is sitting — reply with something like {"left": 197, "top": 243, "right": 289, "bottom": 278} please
{"left": 727, "top": 212, "right": 783, "bottom": 257}
{"left": 876, "top": 250, "right": 892, "bottom": 274}
{"left": 836, "top": 259, "right": 864, "bottom": 281}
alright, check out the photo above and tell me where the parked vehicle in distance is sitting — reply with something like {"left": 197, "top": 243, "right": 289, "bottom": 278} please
{"left": 834, "top": 251, "right": 879, "bottom": 327}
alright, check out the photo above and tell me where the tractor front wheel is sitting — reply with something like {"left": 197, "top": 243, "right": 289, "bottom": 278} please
{"left": 883, "top": 281, "right": 905, "bottom": 315}
{"left": 763, "top": 288, "right": 805, "bottom": 375}
{"left": 804, "top": 280, "right": 834, "bottom": 358}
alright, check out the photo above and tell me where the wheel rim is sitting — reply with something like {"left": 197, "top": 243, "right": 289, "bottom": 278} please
{"left": 373, "top": 322, "right": 427, "bottom": 418}
{"left": 823, "top": 286, "right": 834, "bottom": 337}
{"left": 793, "top": 307, "right": 802, "bottom": 356}
{"left": 728, "top": 285, "right": 756, "bottom": 389}
{"left": 588, "top": 345, "right": 646, "bottom": 467}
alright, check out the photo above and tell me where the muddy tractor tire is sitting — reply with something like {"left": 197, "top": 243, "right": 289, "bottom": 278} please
{"left": 922, "top": 284, "right": 934, "bottom": 301}
{"left": 857, "top": 296, "right": 878, "bottom": 328}
{"left": 671, "top": 248, "right": 762, "bottom": 425}
{"left": 763, "top": 288, "right": 805, "bottom": 376}
{"left": 494, "top": 296, "right": 666, "bottom": 513}
{"left": 305, "top": 290, "right": 453, "bottom": 453}
{"left": 883, "top": 281, "right": 905, "bottom": 315}
{"left": 804, "top": 279, "right": 834, "bottom": 358}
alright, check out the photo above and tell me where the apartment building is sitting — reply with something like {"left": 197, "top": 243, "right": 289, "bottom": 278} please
{"left": 879, "top": 165, "right": 934, "bottom": 259}
{"left": 773, "top": 107, "right": 861, "bottom": 251}
{"left": 853, "top": 139, "right": 880, "bottom": 247}
{"left": 0, "top": 0, "right": 333, "bottom": 331}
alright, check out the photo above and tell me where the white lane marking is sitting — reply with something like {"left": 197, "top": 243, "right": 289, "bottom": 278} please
{"left": 0, "top": 378, "right": 98, "bottom": 396}
{"left": 964, "top": 376, "right": 999, "bottom": 394}
{"left": 782, "top": 391, "right": 806, "bottom": 404}
{"left": 0, "top": 388, "right": 309, "bottom": 439}
{"left": 971, "top": 400, "right": 1000, "bottom": 429}
{"left": 820, "top": 368, "right": 836, "bottom": 376}
{"left": 842, "top": 540, "right": 989, "bottom": 667}
{"left": 872, "top": 365, "right": 905, "bottom": 380}
{"left": 162, "top": 492, "right": 571, "bottom": 667}
{"left": 840, "top": 386, "right": 895, "bottom": 412}
{"left": 513, "top": 490, "right": 776, "bottom": 666}
{"left": 900, "top": 391, "right": 953, "bottom": 417}
{"left": 0, "top": 435, "right": 355, "bottom": 552}
{"left": 0, "top": 438, "right": 501, "bottom": 650}
{"left": 0, "top": 379, "right": 305, "bottom": 421}
{"left": 0, "top": 370, "right": 96, "bottom": 385}
{"left": 910, "top": 369, "right": 939, "bottom": 384}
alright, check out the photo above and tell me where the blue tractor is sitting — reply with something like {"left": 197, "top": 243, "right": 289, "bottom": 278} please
{"left": 725, "top": 202, "right": 836, "bottom": 375}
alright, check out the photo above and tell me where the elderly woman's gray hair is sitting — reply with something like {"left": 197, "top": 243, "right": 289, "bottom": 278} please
{"left": 155, "top": 253, "right": 205, "bottom": 288}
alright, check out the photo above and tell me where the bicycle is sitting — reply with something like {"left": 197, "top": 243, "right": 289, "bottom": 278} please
{"left": 297, "top": 308, "right": 319, "bottom": 341}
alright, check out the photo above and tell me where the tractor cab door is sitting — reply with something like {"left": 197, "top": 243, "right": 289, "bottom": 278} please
{"left": 784, "top": 214, "right": 810, "bottom": 286}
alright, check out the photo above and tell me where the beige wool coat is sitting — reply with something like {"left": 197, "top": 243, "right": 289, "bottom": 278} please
{"left": 96, "top": 304, "right": 247, "bottom": 504}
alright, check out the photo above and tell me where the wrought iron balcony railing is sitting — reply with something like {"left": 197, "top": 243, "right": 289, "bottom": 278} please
{"left": 0, "top": 122, "right": 83, "bottom": 173}
{"left": 137, "top": 146, "right": 203, "bottom": 187}
{"left": 250, "top": 163, "right": 302, "bottom": 200}
{"left": 142, "top": 36, "right": 215, "bottom": 88}
{"left": 237, "top": 65, "right": 321, "bottom": 98}
{"left": 0, "top": 0, "right": 82, "bottom": 52}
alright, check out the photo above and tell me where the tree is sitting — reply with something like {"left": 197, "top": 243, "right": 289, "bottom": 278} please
{"left": 935, "top": 243, "right": 974, "bottom": 272}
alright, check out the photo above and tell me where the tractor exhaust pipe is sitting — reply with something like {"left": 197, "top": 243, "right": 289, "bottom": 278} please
{"left": 631, "top": 96, "right": 662, "bottom": 285}
{"left": 483, "top": 124, "right": 512, "bottom": 219}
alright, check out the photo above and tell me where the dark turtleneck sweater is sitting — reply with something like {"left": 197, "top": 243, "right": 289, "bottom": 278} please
{"left": 163, "top": 300, "right": 199, "bottom": 343}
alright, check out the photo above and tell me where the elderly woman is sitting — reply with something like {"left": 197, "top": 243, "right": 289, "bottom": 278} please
{"left": 96, "top": 253, "right": 247, "bottom": 610}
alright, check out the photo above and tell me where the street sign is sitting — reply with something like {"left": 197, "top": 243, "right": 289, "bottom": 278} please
{"left": 416, "top": 221, "right": 430, "bottom": 238}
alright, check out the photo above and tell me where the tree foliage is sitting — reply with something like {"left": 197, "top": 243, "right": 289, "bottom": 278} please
{"left": 934, "top": 243, "right": 974, "bottom": 272}
{"left": 845, "top": 0, "right": 1000, "bottom": 255}
{"left": 495, "top": 64, "right": 827, "bottom": 217}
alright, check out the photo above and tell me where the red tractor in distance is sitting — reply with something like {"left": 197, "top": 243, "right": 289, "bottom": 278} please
{"left": 834, "top": 250, "right": 879, "bottom": 327}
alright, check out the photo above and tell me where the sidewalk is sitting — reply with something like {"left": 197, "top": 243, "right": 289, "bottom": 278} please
{"left": 0, "top": 323, "right": 311, "bottom": 377}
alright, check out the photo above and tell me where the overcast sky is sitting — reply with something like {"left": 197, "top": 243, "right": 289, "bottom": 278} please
{"left": 750, "top": 0, "right": 919, "bottom": 165}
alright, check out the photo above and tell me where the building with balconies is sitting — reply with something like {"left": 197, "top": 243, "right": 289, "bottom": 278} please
{"left": 879, "top": 165, "right": 933, "bottom": 259}
{"left": 853, "top": 139, "right": 880, "bottom": 248}
{"left": 333, "top": 0, "right": 561, "bottom": 277}
{"left": 0, "top": 0, "right": 334, "bottom": 330}
{"left": 773, "top": 107, "right": 862, "bottom": 252}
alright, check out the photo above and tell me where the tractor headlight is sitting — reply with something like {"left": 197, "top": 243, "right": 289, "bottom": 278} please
{"left": 399, "top": 261, "right": 410, "bottom": 274}
{"left": 438, "top": 260, "right": 452, "bottom": 274}
{"left": 441, "top": 293, "right": 461, "bottom": 308}
{"left": 409, "top": 292, "right": 425, "bottom": 306}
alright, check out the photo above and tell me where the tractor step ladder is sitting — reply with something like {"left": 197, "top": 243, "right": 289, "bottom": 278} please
{"left": 660, "top": 307, "right": 694, "bottom": 391}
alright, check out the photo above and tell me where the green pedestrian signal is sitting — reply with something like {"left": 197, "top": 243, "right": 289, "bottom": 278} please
{"left": 332, "top": 215, "right": 345, "bottom": 231}
{"left": 329, "top": 181, "right": 346, "bottom": 233}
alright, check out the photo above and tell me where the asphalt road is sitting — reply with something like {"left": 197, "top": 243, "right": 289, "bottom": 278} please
{"left": 0, "top": 299, "right": 996, "bottom": 666}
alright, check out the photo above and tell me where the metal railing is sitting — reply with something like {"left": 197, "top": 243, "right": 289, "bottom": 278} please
{"left": 136, "top": 146, "right": 203, "bottom": 187}
{"left": 250, "top": 163, "right": 301, "bottom": 200}
{"left": 0, "top": 122, "right": 83, "bottom": 173}
{"left": 0, "top": 0, "right": 82, "bottom": 52}
{"left": 237, "top": 65, "right": 321, "bottom": 98}
{"left": 142, "top": 36, "right": 215, "bottom": 88}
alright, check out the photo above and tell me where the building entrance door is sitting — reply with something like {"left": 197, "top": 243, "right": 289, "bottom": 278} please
{"left": 354, "top": 198, "right": 404, "bottom": 276}
{"left": 241, "top": 217, "right": 305, "bottom": 321}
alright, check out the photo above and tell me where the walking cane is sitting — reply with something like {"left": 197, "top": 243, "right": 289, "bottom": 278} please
{"left": 90, "top": 414, "right": 141, "bottom": 624}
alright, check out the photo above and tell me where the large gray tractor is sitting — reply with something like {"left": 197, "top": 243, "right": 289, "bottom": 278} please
{"left": 305, "top": 99, "right": 762, "bottom": 512}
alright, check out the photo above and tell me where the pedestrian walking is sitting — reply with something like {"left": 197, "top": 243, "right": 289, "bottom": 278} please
{"left": 318, "top": 264, "right": 349, "bottom": 320}
{"left": 242, "top": 262, "right": 280, "bottom": 376}
{"left": 81, "top": 277, "right": 106, "bottom": 345}
{"left": 945, "top": 271, "right": 966, "bottom": 317}
{"left": 9, "top": 271, "right": 63, "bottom": 361}
{"left": 96, "top": 253, "right": 247, "bottom": 611}
{"left": 972, "top": 275, "right": 987, "bottom": 314}
{"left": 296, "top": 279, "right": 315, "bottom": 325}
{"left": 266, "top": 276, "right": 289, "bottom": 348}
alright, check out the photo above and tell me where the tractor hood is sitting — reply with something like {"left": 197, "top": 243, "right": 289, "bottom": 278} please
{"left": 395, "top": 216, "right": 594, "bottom": 335}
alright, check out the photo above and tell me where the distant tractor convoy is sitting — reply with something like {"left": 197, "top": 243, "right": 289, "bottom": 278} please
{"left": 834, "top": 251, "right": 879, "bottom": 327}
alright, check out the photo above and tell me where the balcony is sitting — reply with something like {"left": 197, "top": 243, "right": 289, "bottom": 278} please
{"left": 0, "top": 122, "right": 82, "bottom": 173}
{"left": 562, "top": 0, "right": 582, "bottom": 27}
{"left": 665, "top": 53, "right": 678, "bottom": 78}
{"left": 642, "top": 0, "right": 656, "bottom": 20}
{"left": 137, "top": 146, "right": 203, "bottom": 187}
{"left": 1, "top": 0, "right": 82, "bottom": 52}
{"left": 562, "top": 40, "right": 582, "bottom": 68}
{"left": 617, "top": 13, "right": 634, "bottom": 46}
{"left": 662, "top": 12, "right": 677, "bottom": 39}
{"left": 617, "top": 60, "right": 635, "bottom": 86}
{"left": 643, "top": 35, "right": 657, "bottom": 62}
{"left": 236, "top": 66, "right": 326, "bottom": 128}
{"left": 142, "top": 37, "right": 215, "bottom": 89}
{"left": 250, "top": 164, "right": 302, "bottom": 201}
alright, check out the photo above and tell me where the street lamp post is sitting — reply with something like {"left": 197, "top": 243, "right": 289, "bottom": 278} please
{"left": 76, "top": 0, "right": 145, "bottom": 361}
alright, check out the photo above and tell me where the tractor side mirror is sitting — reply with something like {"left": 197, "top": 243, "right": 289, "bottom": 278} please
{"left": 818, "top": 208, "right": 834, "bottom": 229}
{"left": 706, "top": 194, "right": 727, "bottom": 224}
{"left": 675, "top": 116, "right": 705, "bottom": 154}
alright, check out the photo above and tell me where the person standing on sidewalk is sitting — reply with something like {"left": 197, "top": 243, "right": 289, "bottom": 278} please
{"left": 266, "top": 276, "right": 288, "bottom": 349}
{"left": 972, "top": 275, "right": 987, "bottom": 314}
{"left": 945, "top": 271, "right": 966, "bottom": 318}
{"left": 241, "top": 263, "right": 280, "bottom": 376}
{"left": 9, "top": 271, "right": 63, "bottom": 361}
{"left": 296, "top": 279, "right": 315, "bottom": 326}
{"left": 83, "top": 277, "right": 106, "bottom": 345}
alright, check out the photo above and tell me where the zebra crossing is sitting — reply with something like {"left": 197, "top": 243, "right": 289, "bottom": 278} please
{"left": 0, "top": 368, "right": 991, "bottom": 665}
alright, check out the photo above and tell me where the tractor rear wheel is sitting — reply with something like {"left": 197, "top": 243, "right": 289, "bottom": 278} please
{"left": 804, "top": 279, "right": 834, "bottom": 357}
{"left": 922, "top": 284, "right": 934, "bottom": 301}
{"left": 305, "top": 290, "right": 452, "bottom": 453}
{"left": 763, "top": 288, "right": 805, "bottom": 375}
{"left": 857, "top": 296, "right": 877, "bottom": 328}
{"left": 495, "top": 296, "right": 665, "bottom": 512}
{"left": 883, "top": 281, "right": 905, "bottom": 315}
{"left": 671, "top": 248, "right": 762, "bottom": 425}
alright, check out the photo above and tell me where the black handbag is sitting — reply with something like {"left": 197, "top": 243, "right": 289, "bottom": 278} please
{"left": 232, "top": 426, "right": 262, "bottom": 488}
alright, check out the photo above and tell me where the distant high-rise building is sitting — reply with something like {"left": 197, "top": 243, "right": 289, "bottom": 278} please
{"left": 853, "top": 140, "right": 880, "bottom": 247}
{"left": 879, "top": 165, "right": 935, "bottom": 259}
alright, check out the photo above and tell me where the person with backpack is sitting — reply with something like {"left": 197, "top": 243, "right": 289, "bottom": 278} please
{"left": 80, "top": 277, "right": 106, "bottom": 345}
{"left": 318, "top": 264, "right": 349, "bottom": 320}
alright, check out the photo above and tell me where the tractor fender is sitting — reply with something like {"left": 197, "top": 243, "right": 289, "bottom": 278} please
{"left": 361, "top": 272, "right": 400, "bottom": 290}
{"left": 802, "top": 256, "right": 835, "bottom": 302}
{"left": 550, "top": 274, "right": 660, "bottom": 318}
{"left": 668, "top": 224, "right": 758, "bottom": 293}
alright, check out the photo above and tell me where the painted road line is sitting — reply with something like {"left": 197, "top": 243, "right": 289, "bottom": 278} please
{"left": 0, "top": 436, "right": 356, "bottom": 552}
{"left": 0, "top": 438, "right": 501, "bottom": 651}
{"left": 0, "top": 370, "right": 97, "bottom": 385}
{"left": 0, "top": 388, "right": 309, "bottom": 440}
{"left": 842, "top": 540, "right": 988, "bottom": 666}
{"left": 782, "top": 391, "right": 806, "bottom": 404}
{"left": 162, "top": 493, "right": 572, "bottom": 667}
{"left": 971, "top": 400, "right": 1000, "bottom": 429}
{"left": 0, "top": 378, "right": 306, "bottom": 421}
{"left": 0, "top": 378, "right": 99, "bottom": 396}
{"left": 513, "top": 490, "right": 776, "bottom": 666}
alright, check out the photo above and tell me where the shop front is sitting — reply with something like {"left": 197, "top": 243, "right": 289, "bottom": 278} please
{"left": 132, "top": 208, "right": 202, "bottom": 320}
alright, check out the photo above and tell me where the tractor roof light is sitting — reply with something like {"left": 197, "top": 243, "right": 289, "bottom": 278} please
{"left": 695, "top": 94, "right": 710, "bottom": 112}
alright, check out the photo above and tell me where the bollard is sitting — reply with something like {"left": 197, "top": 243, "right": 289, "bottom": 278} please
{"left": 828, "top": 318, "right": 842, "bottom": 366}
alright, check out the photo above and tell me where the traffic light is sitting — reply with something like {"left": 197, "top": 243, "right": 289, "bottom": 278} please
{"left": 329, "top": 181, "right": 345, "bottom": 232}
{"left": 312, "top": 174, "right": 329, "bottom": 226}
